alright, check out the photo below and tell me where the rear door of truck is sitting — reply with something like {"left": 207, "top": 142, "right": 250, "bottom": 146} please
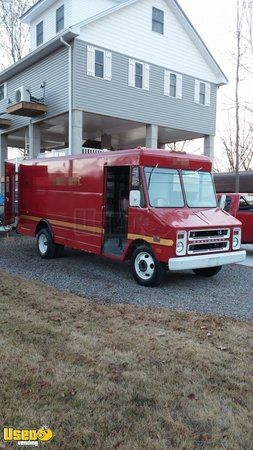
{"left": 4, "top": 162, "right": 16, "bottom": 225}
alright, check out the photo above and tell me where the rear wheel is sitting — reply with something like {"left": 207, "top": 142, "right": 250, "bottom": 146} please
{"left": 131, "top": 245, "right": 165, "bottom": 287}
{"left": 193, "top": 266, "right": 222, "bottom": 277}
{"left": 37, "top": 228, "right": 56, "bottom": 259}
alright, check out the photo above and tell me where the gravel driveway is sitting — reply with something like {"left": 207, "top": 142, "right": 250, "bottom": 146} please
{"left": 0, "top": 234, "right": 252, "bottom": 321}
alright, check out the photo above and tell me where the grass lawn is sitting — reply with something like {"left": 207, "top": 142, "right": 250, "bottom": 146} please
{"left": 0, "top": 270, "right": 252, "bottom": 449}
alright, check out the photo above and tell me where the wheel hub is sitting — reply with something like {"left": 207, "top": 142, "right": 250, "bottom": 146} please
{"left": 38, "top": 234, "right": 48, "bottom": 255}
{"left": 139, "top": 260, "right": 148, "bottom": 272}
{"left": 135, "top": 252, "right": 155, "bottom": 280}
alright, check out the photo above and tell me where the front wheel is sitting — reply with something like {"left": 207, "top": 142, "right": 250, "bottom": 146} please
{"left": 193, "top": 266, "right": 222, "bottom": 277}
{"left": 131, "top": 245, "right": 165, "bottom": 287}
{"left": 37, "top": 228, "right": 56, "bottom": 259}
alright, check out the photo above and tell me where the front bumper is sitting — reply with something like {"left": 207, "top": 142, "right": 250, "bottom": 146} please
{"left": 168, "top": 250, "right": 246, "bottom": 271}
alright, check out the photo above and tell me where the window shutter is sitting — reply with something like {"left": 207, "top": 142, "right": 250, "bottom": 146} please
{"left": 205, "top": 83, "right": 211, "bottom": 106}
{"left": 128, "top": 59, "right": 135, "bottom": 87}
{"left": 176, "top": 74, "right": 182, "bottom": 99}
{"left": 164, "top": 70, "right": 170, "bottom": 96}
{"left": 194, "top": 80, "right": 200, "bottom": 103}
{"left": 87, "top": 45, "right": 95, "bottom": 77}
{"left": 143, "top": 64, "right": 150, "bottom": 91}
{"left": 4, "top": 83, "right": 7, "bottom": 99}
{"left": 105, "top": 51, "right": 112, "bottom": 81}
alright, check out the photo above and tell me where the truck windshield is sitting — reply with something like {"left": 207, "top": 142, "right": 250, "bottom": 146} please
{"left": 144, "top": 167, "right": 184, "bottom": 207}
{"left": 182, "top": 171, "right": 217, "bottom": 208}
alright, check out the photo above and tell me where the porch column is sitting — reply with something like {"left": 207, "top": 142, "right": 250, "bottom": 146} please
{"left": 0, "top": 134, "right": 8, "bottom": 191}
{"left": 146, "top": 124, "right": 158, "bottom": 148}
{"left": 204, "top": 135, "right": 215, "bottom": 160}
{"left": 25, "top": 127, "right": 30, "bottom": 157}
{"left": 101, "top": 133, "right": 112, "bottom": 149}
{"left": 71, "top": 110, "right": 83, "bottom": 155}
{"left": 29, "top": 123, "right": 41, "bottom": 159}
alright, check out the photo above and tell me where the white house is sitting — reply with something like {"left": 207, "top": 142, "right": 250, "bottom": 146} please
{"left": 0, "top": 0, "right": 227, "bottom": 185}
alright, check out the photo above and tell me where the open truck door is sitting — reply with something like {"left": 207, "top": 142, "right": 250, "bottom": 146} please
{"left": 4, "top": 162, "right": 16, "bottom": 226}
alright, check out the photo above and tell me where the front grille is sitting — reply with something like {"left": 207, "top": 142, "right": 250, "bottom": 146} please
{"left": 189, "top": 229, "right": 230, "bottom": 240}
{"left": 188, "top": 242, "right": 229, "bottom": 254}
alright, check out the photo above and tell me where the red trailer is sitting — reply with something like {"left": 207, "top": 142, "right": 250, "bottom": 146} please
{"left": 5, "top": 148, "right": 245, "bottom": 286}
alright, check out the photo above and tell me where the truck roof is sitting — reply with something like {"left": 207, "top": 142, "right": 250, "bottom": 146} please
{"left": 21, "top": 148, "right": 212, "bottom": 172}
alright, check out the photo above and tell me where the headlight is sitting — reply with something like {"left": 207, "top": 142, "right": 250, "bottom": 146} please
{"left": 176, "top": 231, "right": 187, "bottom": 256}
{"left": 176, "top": 241, "right": 184, "bottom": 254}
{"left": 232, "top": 228, "right": 241, "bottom": 250}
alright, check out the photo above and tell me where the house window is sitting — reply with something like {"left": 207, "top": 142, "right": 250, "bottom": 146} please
{"left": 87, "top": 46, "right": 112, "bottom": 80}
{"left": 199, "top": 82, "right": 206, "bottom": 105}
{"left": 170, "top": 73, "right": 177, "bottom": 97}
{"left": 0, "top": 83, "right": 6, "bottom": 101}
{"left": 56, "top": 5, "right": 64, "bottom": 33}
{"left": 194, "top": 80, "right": 211, "bottom": 106}
{"left": 36, "top": 21, "right": 43, "bottom": 46}
{"left": 95, "top": 50, "right": 104, "bottom": 78}
{"left": 152, "top": 7, "right": 164, "bottom": 34}
{"left": 129, "top": 59, "right": 150, "bottom": 90}
{"left": 135, "top": 62, "right": 143, "bottom": 88}
{"left": 164, "top": 71, "right": 182, "bottom": 99}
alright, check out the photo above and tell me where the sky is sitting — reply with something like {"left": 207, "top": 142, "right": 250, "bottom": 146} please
{"left": 178, "top": 0, "right": 252, "bottom": 169}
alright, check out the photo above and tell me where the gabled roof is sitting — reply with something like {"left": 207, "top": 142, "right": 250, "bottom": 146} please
{"left": 17, "top": 0, "right": 227, "bottom": 86}
{"left": 71, "top": 0, "right": 228, "bottom": 85}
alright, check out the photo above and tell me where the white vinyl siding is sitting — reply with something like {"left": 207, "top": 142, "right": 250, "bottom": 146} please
{"left": 30, "top": 0, "right": 71, "bottom": 50}
{"left": 128, "top": 59, "right": 150, "bottom": 90}
{"left": 194, "top": 80, "right": 211, "bottom": 106}
{"left": 164, "top": 71, "right": 182, "bottom": 99}
{"left": 82, "top": 0, "right": 220, "bottom": 84}
{"left": 87, "top": 45, "right": 112, "bottom": 80}
{"left": 0, "top": 83, "right": 7, "bottom": 101}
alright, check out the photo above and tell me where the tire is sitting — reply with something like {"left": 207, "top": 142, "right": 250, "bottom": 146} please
{"left": 193, "top": 266, "right": 222, "bottom": 277}
{"left": 131, "top": 245, "right": 165, "bottom": 287}
{"left": 55, "top": 244, "right": 65, "bottom": 258}
{"left": 37, "top": 228, "right": 56, "bottom": 259}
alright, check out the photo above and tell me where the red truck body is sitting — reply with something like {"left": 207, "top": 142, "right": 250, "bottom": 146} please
{"left": 220, "top": 193, "right": 253, "bottom": 244}
{"left": 5, "top": 148, "right": 245, "bottom": 285}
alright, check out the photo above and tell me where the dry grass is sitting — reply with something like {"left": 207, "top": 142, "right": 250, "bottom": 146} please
{"left": 0, "top": 270, "right": 252, "bottom": 450}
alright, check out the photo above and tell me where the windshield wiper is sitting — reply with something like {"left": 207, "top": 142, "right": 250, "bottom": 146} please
{"left": 147, "top": 163, "right": 158, "bottom": 191}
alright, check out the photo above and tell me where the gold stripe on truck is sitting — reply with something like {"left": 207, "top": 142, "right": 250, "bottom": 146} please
{"left": 19, "top": 215, "right": 103, "bottom": 235}
{"left": 127, "top": 233, "right": 174, "bottom": 247}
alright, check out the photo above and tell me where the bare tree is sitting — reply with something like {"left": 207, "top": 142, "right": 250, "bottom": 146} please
{"left": 167, "top": 141, "right": 188, "bottom": 152}
{"left": 245, "top": 0, "right": 253, "bottom": 55}
{"left": 167, "top": 140, "right": 202, "bottom": 154}
{"left": 234, "top": 0, "right": 248, "bottom": 191}
{"left": 0, "top": 0, "right": 35, "bottom": 68}
{"left": 221, "top": 112, "right": 253, "bottom": 171}
{"left": 221, "top": 0, "right": 253, "bottom": 183}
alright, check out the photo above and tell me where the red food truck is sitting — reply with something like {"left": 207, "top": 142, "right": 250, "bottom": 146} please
{"left": 4, "top": 148, "right": 245, "bottom": 286}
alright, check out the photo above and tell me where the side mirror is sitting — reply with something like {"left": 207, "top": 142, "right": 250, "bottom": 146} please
{"left": 219, "top": 194, "right": 226, "bottom": 210}
{"left": 129, "top": 190, "right": 141, "bottom": 207}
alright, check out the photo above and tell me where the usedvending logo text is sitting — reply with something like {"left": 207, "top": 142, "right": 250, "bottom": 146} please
{"left": 3, "top": 427, "right": 53, "bottom": 446}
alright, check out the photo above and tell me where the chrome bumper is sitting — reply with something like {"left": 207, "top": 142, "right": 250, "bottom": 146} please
{"left": 168, "top": 250, "right": 246, "bottom": 271}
